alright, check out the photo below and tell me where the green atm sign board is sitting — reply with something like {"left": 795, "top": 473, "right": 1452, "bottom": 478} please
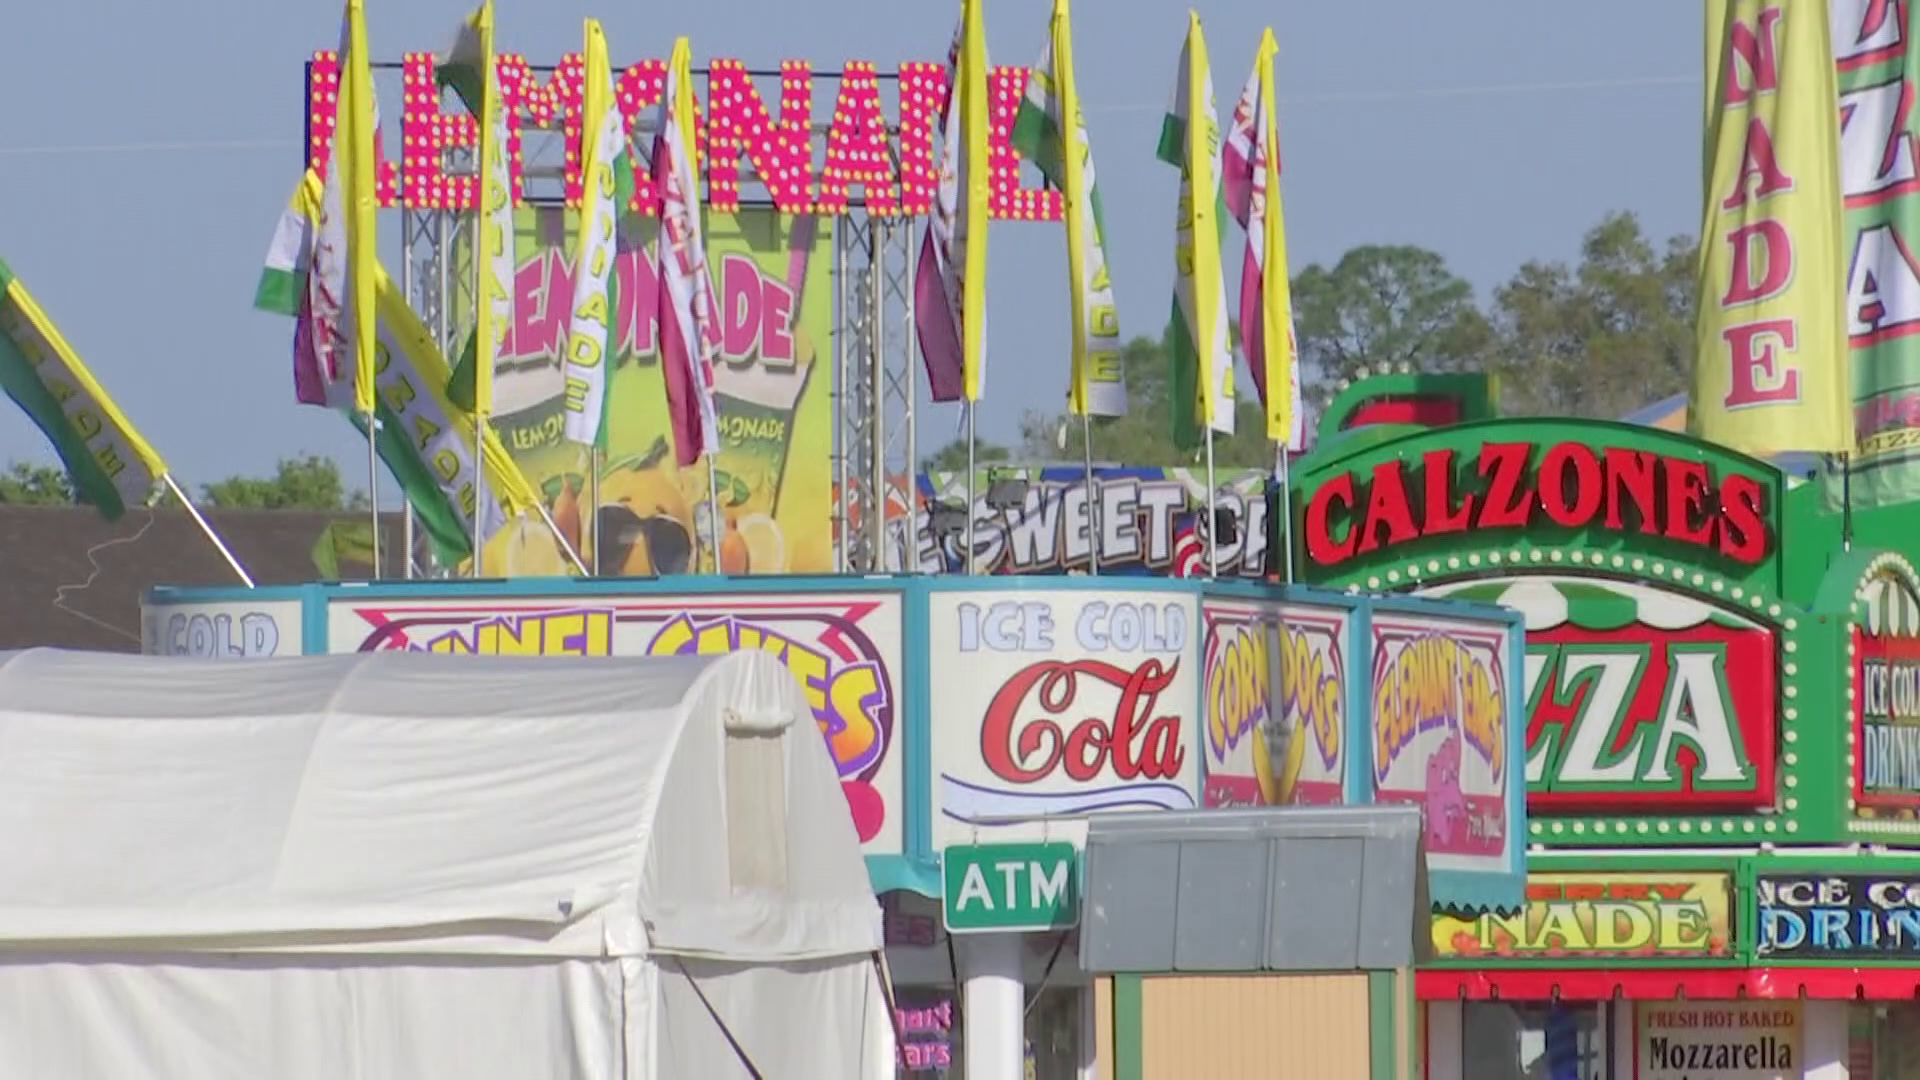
{"left": 942, "top": 842, "right": 1080, "bottom": 934}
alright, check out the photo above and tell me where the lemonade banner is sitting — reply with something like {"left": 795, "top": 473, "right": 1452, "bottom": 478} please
{"left": 469, "top": 207, "right": 833, "bottom": 577}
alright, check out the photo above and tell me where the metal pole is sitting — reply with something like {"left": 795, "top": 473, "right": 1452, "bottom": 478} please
{"left": 1082, "top": 412, "right": 1098, "bottom": 576}
{"left": 704, "top": 456, "right": 723, "bottom": 573}
{"left": 365, "top": 407, "right": 382, "bottom": 580}
{"left": 835, "top": 224, "right": 851, "bottom": 572}
{"left": 400, "top": 216, "right": 417, "bottom": 581}
{"left": 402, "top": 505, "right": 416, "bottom": 579}
{"left": 1204, "top": 427, "right": 1219, "bottom": 579}
{"left": 903, "top": 219, "right": 919, "bottom": 575}
{"left": 589, "top": 446, "right": 602, "bottom": 575}
{"left": 164, "top": 474, "right": 255, "bottom": 588}
{"left": 533, "top": 501, "right": 591, "bottom": 576}
{"left": 471, "top": 211, "right": 485, "bottom": 579}
{"left": 1279, "top": 443, "right": 1294, "bottom": 584}
{"left": 868, "top": 217, "right": 887, "bottom": 568}
{"left": 965, "top": 404, "right": 977, "bottom": 576}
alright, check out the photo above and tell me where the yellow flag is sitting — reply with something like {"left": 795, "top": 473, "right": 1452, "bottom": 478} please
{"left": 343, "top": 0, "right": 378, "bottom": 417}
{"left": 960, "top": 0, "right": 991, "bottom": 402}
{"left": 1254, "top": 30, "right": 1293, "bottom": 444}
{"left": 471, "top": 0, "right": 508, "bottom": 422}
{"left": 1692, "top": 1, "right": 1851, "bottom": 455}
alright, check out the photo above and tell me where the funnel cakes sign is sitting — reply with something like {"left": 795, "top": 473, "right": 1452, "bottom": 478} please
{"left": 327, "top": 591, "right": 905, "bottom": 856}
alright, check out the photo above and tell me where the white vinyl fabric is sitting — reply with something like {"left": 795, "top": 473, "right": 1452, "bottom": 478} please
{"left": 0, "top": 647, "right": 891, "bottom": 1080}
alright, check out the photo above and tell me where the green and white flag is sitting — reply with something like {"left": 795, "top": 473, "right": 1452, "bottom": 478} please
{"left": 0, "top": 257, "right": 169, "bottom": 520}
{"left": 1012, "top": 0, "right": 1126, "bottom": 419}
{"left": 1156, "top": 12, "right": 1236, "bottom": 451}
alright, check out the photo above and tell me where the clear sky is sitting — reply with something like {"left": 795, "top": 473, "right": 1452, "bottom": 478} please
{"left": 0, "top": 0, "right": 1698, "bottom": 499}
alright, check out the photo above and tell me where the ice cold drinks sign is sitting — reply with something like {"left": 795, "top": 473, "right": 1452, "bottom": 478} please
{"left": 930, "top": 591, "right": 1201, "bottom": 846}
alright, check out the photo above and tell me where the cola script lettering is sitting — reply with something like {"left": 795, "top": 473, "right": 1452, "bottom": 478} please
{"left": 980, "top": 659, "right": 1186, "bottom": 785}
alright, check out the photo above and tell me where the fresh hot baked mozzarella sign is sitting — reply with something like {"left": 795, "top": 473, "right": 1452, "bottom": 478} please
{"left": 1635, "top": 1003, "right": 1799, "bottom": 1080}
{"left": 930, "top": 590, "right": 1201, "bottom": 847}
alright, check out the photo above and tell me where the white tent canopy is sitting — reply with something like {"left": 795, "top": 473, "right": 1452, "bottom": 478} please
{"left": 0, "top": 647, "right": 892, "bottom": 1079}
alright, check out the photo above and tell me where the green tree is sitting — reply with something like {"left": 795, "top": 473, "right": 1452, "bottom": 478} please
{"left": 1291, "top": 244, "right": 1493, "bottom": 409}
{"left": 921, "top": 437, "right": 1011, "bottom": 473}
{"left": 0, "top": 462, "right": 77, "bottom": 505}
{"left": 1015, "top": 332, "right": 1273, "bottom": 468}
{"left": 1487, "top": 211, "right": 1695, "bottom": 419}
{"left": 200, "top": 455, "right": 369, "bottom": 511}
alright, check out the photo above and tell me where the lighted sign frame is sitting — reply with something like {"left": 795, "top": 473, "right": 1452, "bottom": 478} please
{"left": 306, "top": 51, "right": 1067, "bottom": 218}
{"left": 1840, "top": 551, "right": 1920, "bottom": 835}
{"left": 1295, "top": 418, "right": 1835, "bottom": 848}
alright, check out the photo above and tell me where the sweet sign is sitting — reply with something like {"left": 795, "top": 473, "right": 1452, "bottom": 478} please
{"left": 1200, "top": 599, "right": 1350, "bottom": 808}
{"left": 1369, "top": 612, "right": 1511, "bottom": 867}
{"left": 929, "top": 590, "right": 1201, "bottom": 847}
{"left": 304, "top": 51, "right": 1066, "bottom": 219}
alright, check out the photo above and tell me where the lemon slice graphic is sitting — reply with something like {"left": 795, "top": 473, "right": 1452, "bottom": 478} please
{"left": 737, "top": 513, "right": 787, "bottom": 574}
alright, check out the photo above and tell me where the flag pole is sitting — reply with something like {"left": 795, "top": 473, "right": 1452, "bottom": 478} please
{"left": 589, "top": 446, "right": 602, "bottom": 575}
{"left": 1081, "top": 412, "right": 1099, "bottom": 575}
{"left": 533, "top": 499, "right": 591, "bottom": 575}
{"left": 162, "top": 474, "right": 255, "bottom": 588}
{"left": 704, "top": 455, "right": 723, "bottom": 573}
{"left": 365, "top": 408, "right": 382, "bottom": 579}
{"left": 1277, "top": 442, "right": 1294, "bottom": 584}
{"left": 1843, "top": 451, "right": 1855, "bottom": 552}
{"left": 470, "top": 202, "right": 487, "bottom": 579}
{"left": 965, "top": 403, "right": 977, "bottom": 576}
{"left": 1204, "top": 427, "right": 1219, "bottom": 579}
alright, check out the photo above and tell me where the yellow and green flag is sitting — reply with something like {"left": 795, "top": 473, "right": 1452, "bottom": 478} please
{"left": 1157, "top": 11, "right": 1236, "bottom": 451}
{"left": 1692, "top": 0, "right": 1851, "bottom": 455}
{"left": 562, "top": 18, "right": 630, "bottom": 450}
{"left": 0, "top": 257, "right": 169, "bottom": 520}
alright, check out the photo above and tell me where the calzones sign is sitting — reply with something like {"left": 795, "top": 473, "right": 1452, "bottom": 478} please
{"left": 929, "top": 590, "right": 1201, "bottom": 847}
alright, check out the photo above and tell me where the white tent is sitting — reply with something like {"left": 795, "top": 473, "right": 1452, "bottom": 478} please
{"left": 0, "top": 647, "right": 894, "bottom": 1080}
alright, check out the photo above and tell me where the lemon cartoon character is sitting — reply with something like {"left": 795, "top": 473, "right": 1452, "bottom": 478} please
{"left": 596, "top": 438, "right": 697, "bottom": 576}
{"left": 479, "top": 516, "right": 569, "bottom": 578}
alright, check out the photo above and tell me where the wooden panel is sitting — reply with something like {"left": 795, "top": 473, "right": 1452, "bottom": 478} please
{"left": 1095, "top": 977, "right": 1114, "bottom": 1080}
{"left": 1137, "top": 974, "right": 1372, "bottom": 1079}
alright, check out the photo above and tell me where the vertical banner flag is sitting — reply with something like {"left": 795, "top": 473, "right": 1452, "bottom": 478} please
{"left": 912, "top": 18, "right": 975, "bottom": 403}
{"left": 307, "top": 0, "right": 382, "bottom": 413}
{"left": 0, "top": 258, "right": 168, "bottom": 521}
{"left": 257, "top": 173, "right": 543, "bottom": 566}
{"left": 655, "top": 37, "right": 723, "bottom": 468}
{"left": 1158, "top": 11, "right": 1236, "bottom": 449}
{"left": 1013, "top": 0, "right": 1126, "bottom": 418}
{"left": 959, "top": 0, "right": 991, "bottom": 403}
{"left": 1693, "top": 0, "right": 1852, "bottom": 456}
{"left": 442, "top": 1, "right": 514, "bottom": 424}
{"left": 562, "top": 18, "right": 628, "bottom": 449}
{"left": 1827, "top": 3, "right": 1920, "bottom": 507}
{"left": 1223, "top": 29, "right": 1305, "bottom": 450}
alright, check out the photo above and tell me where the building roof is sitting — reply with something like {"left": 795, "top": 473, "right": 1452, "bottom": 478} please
{"left": 0, "top": 506, "right": 405, "bottom": 651}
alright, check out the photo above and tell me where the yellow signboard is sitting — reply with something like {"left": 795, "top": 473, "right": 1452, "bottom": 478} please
{"left": 1432, "top": 872, "right": 1731, "bottom": 960}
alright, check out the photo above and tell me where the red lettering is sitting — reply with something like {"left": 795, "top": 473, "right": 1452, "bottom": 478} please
{"left": 1662, "top": 459, "right": 1716, "bottom": 546}
{"left": 1539, "top": 442, "right": 1602, "bottom": 528}
{"left": 1650, "top": 883, "right": 1692, "bottom": 902}
{"left": 1563, "top": 882, "right": 1606, "bottom": 902}
{"left": 1721, "top": 220, "right": 1793, "bottom": 305}
{"left": 1721, "top": 118, "right": 1795, "bottom": 208}
{"left": 979, "top": 659, "right": 1184, "bottom": 785}
{"left": 1476, "top": 443, "right": 1534, "bottom": 528}
{"left": 720, "top": 256, "right": 763, "bottom": 360}
{"left": 1421, "top": 449, "right": 1473, "bottom": 535}
{"left": 1721, "top": 318, "right": 1801, "bottom": 407}
{"left": 1718, "top": 472, "right": 1769, "bottom": 563}
{"left": 1723, "top": 8, "right": 1784, "bottom": 105}
{"left": 1305, "top": 473, "right": 1358, "bottom": 565}
{"left": 1356, "top": 461, "right": 1419, "bottom": 554}
{"left": 705, "top": 59, "right": 815, "bottom": 213}
{"left": 1609, "top": 883, "right": 1651, "bottom": 901}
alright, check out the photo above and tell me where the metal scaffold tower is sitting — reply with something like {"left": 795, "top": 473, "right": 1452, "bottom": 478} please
{"left": 834, "top": 212, "right": 918, "bottom": 574}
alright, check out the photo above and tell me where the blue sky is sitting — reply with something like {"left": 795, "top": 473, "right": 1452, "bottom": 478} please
{"left": 0, "top": 0, "right": 1697, "bottom": 499}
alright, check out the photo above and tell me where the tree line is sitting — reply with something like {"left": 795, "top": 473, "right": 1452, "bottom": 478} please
{"left": 0, "top": 454, "right": 369, "bottom": 511}
{"left": 927, "top": 210, "right": 1694, "bottom": 470}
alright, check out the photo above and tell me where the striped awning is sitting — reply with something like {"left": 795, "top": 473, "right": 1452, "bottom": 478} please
{"left": 1423, "top": 578, "right": 1751, "bottom": 632}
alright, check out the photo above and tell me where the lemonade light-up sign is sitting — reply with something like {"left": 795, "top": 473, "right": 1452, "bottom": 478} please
{"left": 306, "top": 50, "right": 1068, "bottom": 219}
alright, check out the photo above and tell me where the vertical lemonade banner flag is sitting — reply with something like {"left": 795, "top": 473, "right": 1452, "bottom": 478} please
{"left": 654, "top": 36, "right": 726, "bottom": 567}
{"left": 1223, "top": 28, "right": 1305, "bottom": 451}
{"left": 1013, "top": 0, "right": 1127, "bottom": 420}
{"left": 257, "top": 172, "right": 546, "bottom": 572}
{"left": 307, "top": 0, "right": 382, "bottom": 414}
{"left": 564, "top": 18, "right": 627, "bottom": 453}
{"left": 0, "top": 258, "right": 254, "bottom": 584}
{"left": 958, "top": 0, "right": 991, "bottom": 407}
{"left": 1826, "top": 3, "right": 1920, "bottom": 508}
{"left": 1692, "top": 0, "right": 1852, "bottom": 457}
{"left": 1157, "top": 11, "right": 1236, "bottom": 453}
{"left": 912, "top": 17, "right": 978, "bottom": 405}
